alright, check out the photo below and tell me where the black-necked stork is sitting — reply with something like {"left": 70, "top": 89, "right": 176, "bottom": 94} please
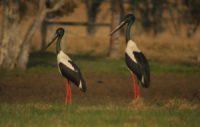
{"left": 110, "top": 14, "right": 150, "bottom": 99}
{"left": 46, "top": 28, "right": 87, "bottom": 104}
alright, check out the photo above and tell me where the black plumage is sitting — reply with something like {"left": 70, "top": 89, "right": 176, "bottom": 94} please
{"left": 59, "top": 61, "right": 86, "bottom": 92}
{"left": 125, "top": 52, "right": 150, "bottom": 88}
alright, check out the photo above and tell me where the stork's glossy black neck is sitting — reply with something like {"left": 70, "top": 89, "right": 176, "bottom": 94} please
{"left": 126, "top": 20, "right": 134, "bottom": 43}
{"left": 56, "top": 37, "right": 62, "bottom": 54}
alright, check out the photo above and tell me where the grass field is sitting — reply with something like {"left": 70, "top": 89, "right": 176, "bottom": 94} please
{"left": 0, "top": 103, "right": 200, "bottom": 127}
{"left": 16, "top": 52, "right": 200, "bottom": 75}
{"left": 0, "top": 52, "right": 200, "bottom": 127}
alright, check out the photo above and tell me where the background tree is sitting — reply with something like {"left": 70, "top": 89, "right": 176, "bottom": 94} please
{"left": 40, "top": 0, "right": 76, "bottom": 51}
{"left": 129, "top": 0, "right": 167, "bottom": 35}
{"left": 107, "top": 0, "right": 124, "bottom": 58}
{"left": 0, "top": 0, "right": 76, "bottom": 70}
{"left": 84, "top": 0, "right": 104, "bottom": 35}
{"left": 183, "top": 0, "right": 200, "bottom": 37}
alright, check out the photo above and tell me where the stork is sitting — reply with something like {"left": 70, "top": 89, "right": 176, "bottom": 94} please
{"left": 46, "top": 28, "right": 87, "bottom": 104}
{"left": 110, "top": 14, "right": 150, "bottom": 99}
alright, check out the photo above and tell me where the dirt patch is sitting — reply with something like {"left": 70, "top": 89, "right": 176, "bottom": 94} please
{"left": 0, "top": 73, "right": 200, "bottom": 105}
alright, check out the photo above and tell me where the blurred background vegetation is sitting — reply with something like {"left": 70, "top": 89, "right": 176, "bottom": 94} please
{"left": 0, "top": 0, "right": 200, "bottom": 70}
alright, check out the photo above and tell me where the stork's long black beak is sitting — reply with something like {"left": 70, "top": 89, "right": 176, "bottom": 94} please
{"left": 110, "top": 19, "right": 128, "bottom": 36}
{"left": 45, "top": 35, "right": 58, "bottom": 50}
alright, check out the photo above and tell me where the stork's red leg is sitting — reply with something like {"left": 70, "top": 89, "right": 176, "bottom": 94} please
{"left": 136, "top": 83, "right": 140, "bottom": 98}
{"left": 132, "top": 74, "right": 140, "bottom": 99}
{"left": 65, "top": 80, "right": 69, "bottom": 104}
{"left": 132, "top": 75, "right": 137, "bottom": 99}
{"left": 134, "top": 77, "right": 138, "bottom": 99}
{"left": 68, "top": 82, "right": 72, "bottom": 104}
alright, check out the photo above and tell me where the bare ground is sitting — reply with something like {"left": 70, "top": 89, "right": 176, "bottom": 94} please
{"left": 0, "top": 73, "right": 200, "bottom": 105}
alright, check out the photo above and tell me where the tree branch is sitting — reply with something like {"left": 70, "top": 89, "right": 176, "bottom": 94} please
{"left": 46, "top": 0, "right": 66, "bottom": 13}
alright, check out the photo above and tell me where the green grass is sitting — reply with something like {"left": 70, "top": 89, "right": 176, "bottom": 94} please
{"left": 22, "top": 52, "right": 200, "bottom": 74}
{"left": 150, "top": 62, "right": 200, "bottom": 75}
{"left": 28, "top": 52, "right": 128, "bottom": 74}
{"left": 0, "top": 103, "right": 199, "bottom": 127}
{"left": 28, "top": 52, "right": 200, "bottom": 75}
{"left": 1, "top": 52, "right": 200, "bottom": 76}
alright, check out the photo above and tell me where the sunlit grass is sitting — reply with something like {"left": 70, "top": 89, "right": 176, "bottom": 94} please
{"left": 0, "top": 103, "right": 199, "bottom": 127}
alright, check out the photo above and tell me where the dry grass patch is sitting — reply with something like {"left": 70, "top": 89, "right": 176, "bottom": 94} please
{"left": 163, "top": 98, "right": 199, "bottom": 110}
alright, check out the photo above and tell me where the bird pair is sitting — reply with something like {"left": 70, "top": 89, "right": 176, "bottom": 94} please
{"left": 46, "top": 14, "right": 150, "bottom": 105}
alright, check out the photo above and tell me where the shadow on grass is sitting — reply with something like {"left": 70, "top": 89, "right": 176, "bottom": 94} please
{"left": 28, "top": 51, "right": 105, "bottom": 68}
{"left": 2, "top": 51, "right": 199, "bottom": 75}
{"left": 27, "top": 51, "right": 127, "bottom": 75}
{"left": 28, "top": 52, "right": 56, "bottom": 68}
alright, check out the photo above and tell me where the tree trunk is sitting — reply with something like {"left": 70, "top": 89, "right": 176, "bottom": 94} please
{"left": 15, "top": 15, "right": 46, "bottom": 69}
{"left": 187, "top": 22, "right": 199, "bottom": 37}
{"left": 0, "top": 0, "right": 21, "bottom": 69}
{"left": 40, "top": 20, "right": 48, "bottom": 51}
{"left": 0, "top": 0, "right": 44, "bottom": 70}
{"left": 0, "top": 4, "right": 3, "bottom": 45}
{"left": 107, "top": 0, "right": 123, "bottom": 59}
{"left": 85, "top": 0, "right": 103, "bottom": 35}
{"left": 0, "top": 0, "right": 66, "bottom": 70}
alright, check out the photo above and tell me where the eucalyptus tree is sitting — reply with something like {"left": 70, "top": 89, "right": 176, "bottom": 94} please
{"left": 0, "top": 0, "right": 76, "bottom": 70}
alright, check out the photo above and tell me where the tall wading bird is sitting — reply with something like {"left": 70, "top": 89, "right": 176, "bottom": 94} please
{"left": 110, "top": 14, "right": 150, "bottom": 99}
{"left": 45, "top": 28, "right": 87, "bottom": 104}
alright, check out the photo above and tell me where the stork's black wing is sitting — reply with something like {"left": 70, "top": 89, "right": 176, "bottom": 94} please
{"left": 58, "top": 60, "right": 86, "bottom": 92}
{"left": 125, "top": 53, "right": 142, "bottom": 78}
{"left": 68, "top": 60, "right": 82, "bottom": 75}
{"left": 133, "top": 51, "right": 150, "bottom": 88}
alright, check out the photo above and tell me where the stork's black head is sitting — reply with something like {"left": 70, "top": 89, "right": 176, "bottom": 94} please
{"left": 110, "top": 14, "right": 135, "bottom": 35}
{"left": 56, "top": 28, "right": 65, "bottom": 37}
{"left": 45, "top": 27, "right": 65, "bottom": 50}
{"left": 123, "top": 14, "right": 135, "bottom": 22}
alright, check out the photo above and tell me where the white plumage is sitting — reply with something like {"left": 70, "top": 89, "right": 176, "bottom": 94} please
{"left": 125, "top": 40, "right": 140, "bottom": 63}
{"left": 57, "top": 51, "right": 75, "bottom": 72}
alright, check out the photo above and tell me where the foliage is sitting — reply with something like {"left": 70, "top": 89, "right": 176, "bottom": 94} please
{"left": 128, "top": 0, "right": 200, "bottom": 35}
{"left": 46, "top": 0, "right": 77, "bottom": 19}
{"left": 83, "top": 0, "right": 104, "bottom": 35}
{"left": 182, "top": 0, "right": 200, "bottom": 37}
{"left": 131, "top": 0, "right": 167, "bottom": 34}
{"left": 6, "top": 0, "right": 77, "bottom": 20}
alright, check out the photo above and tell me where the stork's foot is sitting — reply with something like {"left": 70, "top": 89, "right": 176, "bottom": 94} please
{"left": 130, "top": 97, "right": 145, "bottom": 109}
{"left": 135, "top": 84, "right": 140, "bottom": 98}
